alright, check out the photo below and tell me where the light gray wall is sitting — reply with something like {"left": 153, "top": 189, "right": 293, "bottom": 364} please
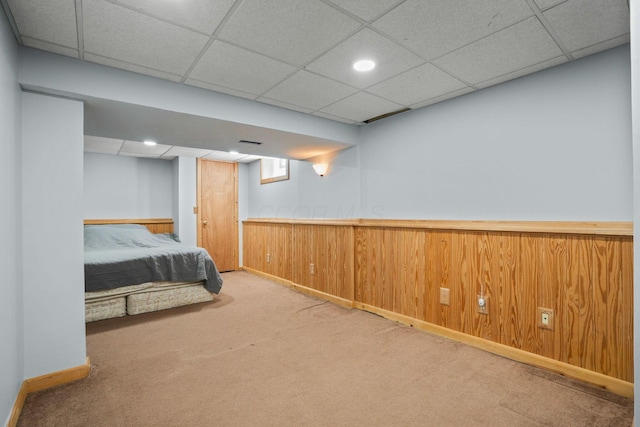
{"left": 19, "top": 47, "right": 358, "bottom": 146}
{"left": 248, "top": 159, "right": 301, "bottom": 218}
{"left": 238, "top": 162, "right": 250, "bottom": 265}
{"left": 173, "top": 157, "right": 197, "bottom": 246}
{"left": 21, "top": 92, "right": 86, "bottom": 378}
{"left": 84, "top": 153, "right": 173, "bottom": 219}
{"left": 247, "top": 47, "right": 632, "bottom": 222}
{"left": 298, "top": 147, "right": 361, "bottom": 218}
{"left": 360, "top": 45, "right": 632, "bottom": 221}
{"left": 247, "top": 146, "right": 361, "bottom": 219}
{"left": 629, "top": 0, "right": 639, "bottom": 421}
{"left": 172, "top": 158, "right": 179, "bottom": 238}
{"left": 0, "top": 8, "right": 22, "bottom": 425}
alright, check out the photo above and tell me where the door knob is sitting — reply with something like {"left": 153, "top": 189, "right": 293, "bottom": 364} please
{"left": 203, "top": 220, "right": 208, "bottom": 225}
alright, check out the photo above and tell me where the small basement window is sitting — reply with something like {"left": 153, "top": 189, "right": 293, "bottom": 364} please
{"left": 260, "top": 158, "right": 289, "bottom": 184}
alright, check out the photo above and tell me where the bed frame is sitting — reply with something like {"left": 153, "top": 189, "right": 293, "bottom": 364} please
{"left": 84, "top": 218, "right": 214, "bottom": 322}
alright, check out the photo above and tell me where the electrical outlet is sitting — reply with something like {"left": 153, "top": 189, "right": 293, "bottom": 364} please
{"left": 266, "top": 253, "right": 271, "bottom": 263}
{"left": 537, "top": 307, "right": 554, "bottom": 330}
{"left": 310, "top": 263, "right": 315, "bottom": 275}
{"left": 477, "top": 294, "right": 488, "bottom": 315}
{"left": 439, "top": 288, "right": 450, "bottom": 306}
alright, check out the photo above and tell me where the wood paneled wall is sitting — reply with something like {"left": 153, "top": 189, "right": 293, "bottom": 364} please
{"left": 84, "top": 218, "right": 174, "bottom": 234}
{"left": 292, "top": 224, "right": 354, "bottom": 301}
{"left": 242, "top": 219, "right": 633, "bottom": 386}
{"left": 243, "top": 222, "right": 293, "bottom": 281}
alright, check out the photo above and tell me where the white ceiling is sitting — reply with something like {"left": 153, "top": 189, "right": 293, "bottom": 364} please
{"left": 1, "top": 0, "right": 630, "bottom": 161}
{"left": 83, "top": 97, "right": 354, "bottom": 161}
{"left": 84, "top": 134, "right": 263, "bottom": 162}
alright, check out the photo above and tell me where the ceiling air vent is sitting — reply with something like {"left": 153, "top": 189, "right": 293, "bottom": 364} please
{"left": 238, "top": 139, "right": 263, "bottom": 145}
{"left": 363, "top": 108, "right": 411, "bottom": 124}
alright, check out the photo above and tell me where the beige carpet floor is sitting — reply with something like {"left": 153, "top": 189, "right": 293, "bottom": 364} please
{"left": 18, "top": 271, "right": 633, "bottom": 426}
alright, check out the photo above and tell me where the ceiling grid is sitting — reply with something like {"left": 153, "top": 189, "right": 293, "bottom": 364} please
{"left": 2, "top": 0, "right": 630, "bottom": 160}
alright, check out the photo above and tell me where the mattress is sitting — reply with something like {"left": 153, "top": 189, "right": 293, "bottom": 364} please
{"left": 127, "top": 283, "right": 214, "bottom": 315}
{"left": 85, "top": 280, "right": 212, "bottom": 322}
{"left": 85, "top": 297, "right": 126, "bottom": 322}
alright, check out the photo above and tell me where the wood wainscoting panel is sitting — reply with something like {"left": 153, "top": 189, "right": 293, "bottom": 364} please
{"left": 356, "top": 227, "right": 428, "bottom": 320}
{"left": 292, "top": 224, "right": 354, "bottom": 301}
{"left": 470, "top": 232, "right": 500, "bottom": 342}
{"left": 242, "top": 221, "right": 265, "bottom": 272}
{"left": 352, "top": 226, "right": 633, "bottom": 383}
{"left": 398, "top": 228, "right": 425, "bottom": 321}
{"left": 593, "top": 237, "right": 610, "bottom": 377}
{"left": 571, "top": 236, "right": 596, "bottom": 372}
{"left": 621, "top": 239, "right": 634, "bottom": 382}
{"left": 355, "top": 227, "right": 390, "bottom": 312}
{"left": 519, "top": 233, "right": 542, "bottom": 356}
{"left": 592, "top": 236, "right": 629, "bottom": 380}
{"left": 499, "top": 232, "right": 519, "bottom": 349}
{"left": 243, "top": 222, "right": 292, "bottom": 281}
{"left": 540, "top": 235, "right": 568, "bottom": 362}
{"left": 243, "top": 219, "right": 633, "bottom": 384}
{"left": 450, "top": 231, "right": 469, "bottom": 335}
{"left": 84, "top": 218, "right": 174, "bottom": 234}
{"left": 144, "top": 222, "right": 174, "bottom": 235}
{"left": 431, "top": 231, "right": 451, "bottom": 329}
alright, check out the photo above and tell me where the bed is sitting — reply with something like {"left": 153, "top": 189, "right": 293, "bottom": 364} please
{"left": 84, "top": 219, "right": 223, "bottom": 322}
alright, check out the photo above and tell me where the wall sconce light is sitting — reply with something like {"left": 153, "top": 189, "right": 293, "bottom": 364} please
{"left": 312, "top": 163, "right": 329, "bottom": 177}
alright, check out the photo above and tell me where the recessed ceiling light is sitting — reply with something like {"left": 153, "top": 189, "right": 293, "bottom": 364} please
{"left": 353, "top": 59, "right": 375, "bottom": 72}
{"left": 143, "top": 140, "right": 157, "bottom": 146}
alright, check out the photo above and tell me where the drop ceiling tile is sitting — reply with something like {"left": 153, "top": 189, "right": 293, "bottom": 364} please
{"left": 312, "top": 111, "right": 359, "bottom": 125}
{"left": 257, "top": 97, "right": 315, "bottom": 114}
{"left": 367, "top": 63, "right": 468, "bottom": 106}
{"left": 119, "top": 151, "right": 163, "bottom": 159}
{"left": 373, "top": 0, "right": 533, "bottom": 59}
{"left": 185, "top": 79, "right": 257, "bottom": 100}
{"left": 160, "top": 146, "right": 213, "bottom": 159}
{"left": 22, "top": 37, "right": 79, "bottom": 58}
{"left": 533, "top": 0, "right": 568, "bottom": 10}
{"left": 543, "top": 0, "right": 629, "bottom": 52}
{"left": 120, "top": 140, "right": 172, "bottom": 156}
{"left": 113, "top": 0, "right": 236, "bottom": 34}
{"left": 188, "top": 40, "right": 296, "bottom": 95}
{"left": 217, "top": 0, "right": 361, "bottom": 66}
{"left": 84, "top": 135, "right": 124, "bottom": 154}
{"left": 326, "top": 0, "right": 404, "bottom": 22}
{"left": 83, "top": 0, "right": 210, "bottom": 76}
{"left": 7, "top": 0, "right": 77, "bottom": 48}
{"left": 85, "top": 53, "right": 183, "bottom": 82}
{"left": 571, "top": 34, "right": 630, "bottom": 59}
{"left": 306, "top": 28, "right": 424, "bottom": 89}
{"left": 262, "top": 71, "right": 358, "bottom": 111}
{"left": 475, "top": 55, "right": 567, "bottom": 89}
{"left": 203, "top": 150, "right": 246, "bottom": 162}
{"left": 320, "top": 91, "right": 404, "bottom": 123}
{"left": 236, "top": 155, "right": 262, "bottom": 163}
{"left": 409, "top": 87, "right": 476, "bottom": 109}
{"left": 434, "top": 17, "right": 563, "bottom": 85}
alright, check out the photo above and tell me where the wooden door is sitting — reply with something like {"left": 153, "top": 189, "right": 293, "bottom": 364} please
{"left": 197, "top": 159, "right": 238, "bottom": 272}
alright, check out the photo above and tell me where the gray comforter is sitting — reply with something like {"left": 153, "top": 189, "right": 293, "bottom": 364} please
{"left": 84, "top": 224, "right": 223, "bottom": 293}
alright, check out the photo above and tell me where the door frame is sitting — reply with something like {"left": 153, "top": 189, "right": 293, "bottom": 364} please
{"left": 196, "top": 158, "right": 239, "bottom": 271}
